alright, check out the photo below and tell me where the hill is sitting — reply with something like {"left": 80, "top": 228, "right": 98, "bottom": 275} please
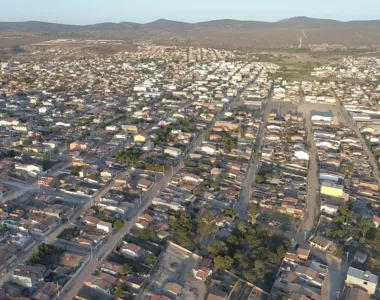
{"left": 2, "top": 17, "right": 380, "bottom": 48}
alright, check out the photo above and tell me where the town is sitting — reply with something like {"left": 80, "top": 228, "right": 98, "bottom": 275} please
{"left": 0, "top": 41, "right": 379, "bottom": 300}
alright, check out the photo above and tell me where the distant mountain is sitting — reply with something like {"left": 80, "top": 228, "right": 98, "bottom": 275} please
{"left": 277, "top": 16, "right": 343, "bottom": 27}
{"left": 141, "top": 19, "right": 192, "bottom": 29}
{"left": 2, "top": 17, "right": 380, "bottom": 48}
{"left": 2, "top": 17, "right": 380, "bottom": 33}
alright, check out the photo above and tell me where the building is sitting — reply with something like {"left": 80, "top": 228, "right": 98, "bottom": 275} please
{"left": 164, "top": 147, "right": 182, "bottom": 158}
{"left": 310, "top": 236, "right": 334, "bottom": 252}
{"left": 164, "top": 282, "right": 182, "bottom": 298}
{"left": 38, "top": 177, "right": 55, "bottom": 187}
{"left": 345, "top": 287, "right": 370, "bottom": 300}
{"left": 134, "top": 134, "right": 147, "bottom": 143}
{"left": 320, "top": 181, "right": 344, "bottom": 198}
{"left": 321, "top": 204, "right": 339, "bottom": 215}
{"left": 353, "top": 251, "right": 368, "bottom": 264}
{"left": 345, "top": 267, "right": 378, "bottom": 295}
{"left": 311, "top": 111, "right": 334, "bottom": 122}
{"left": 120, "top": 243, "right": 142, "bottom": 258}
{"left": 206, "top": 286, "right": 227, "bottom": 300}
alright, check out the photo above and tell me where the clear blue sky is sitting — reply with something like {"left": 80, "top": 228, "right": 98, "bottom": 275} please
{"left": 1, "top": 0, "right": 379, "bottom": 24}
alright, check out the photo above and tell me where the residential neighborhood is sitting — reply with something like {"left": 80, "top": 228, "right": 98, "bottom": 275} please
{"left": 1, "top": 38, "right": 380, "bottom": 300}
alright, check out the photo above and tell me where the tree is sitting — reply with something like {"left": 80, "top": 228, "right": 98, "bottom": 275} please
{"left": 114, "top": 219, "right": 124, "bottom": 230}
{"left": 358, "top": 218, "right": 375, "bottom": 238}
{"left": 147, "top": 254, "right": 158, "bottom": 265}
{"left": 256, "top": 175, "right": 265, "bottom": 184}
{"left": 224, "top": 209, "right": 236, "bottom": 218}
{"left": 120, "top": 264, "right": 133, "bottom": 275}
{"left": 254, "top": 260, "right": 268, "bottom": 280}
{"left": 207, "top": 240, "right": 228, "bottom": 257}
{"left": 42, "top": 153, "right": 50, "bottom": 161}
{"left": 113, "top": 286, "right": 125, "bottom": 298}
{"left": 247, "top": 204, "right": 259, "bottom": 223}
{"left": 170, "top": 211, "right": 194, "bottom": 248}
{"left": 136, "top": 228, "right": 156, "bottom": 241}
{"left": 214, "top": 255, "right": 233, "bottom": 270}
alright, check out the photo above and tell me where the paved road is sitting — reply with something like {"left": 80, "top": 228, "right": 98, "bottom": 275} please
{"left": 336, "top": 97, "right": 380, "bottom": 185}
{"left": 235, "top": 90, "right": 274, "bottom": 218}
{"left": 310, "top": 248, "right": 348, "bottom": 300}
{"left": 297, "top": 105, "right": 319, "bottom": 237}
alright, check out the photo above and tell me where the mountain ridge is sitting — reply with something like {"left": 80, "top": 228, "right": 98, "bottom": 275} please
{"left": 2, "top": 16, "right": 380, "bottom": 32}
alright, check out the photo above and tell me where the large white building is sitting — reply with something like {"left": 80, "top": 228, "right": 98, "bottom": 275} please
{"left": 345, "top": 267, "right": 378, "bottom": 295}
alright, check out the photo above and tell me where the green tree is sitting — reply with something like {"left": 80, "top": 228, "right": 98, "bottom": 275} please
{"left": 358, "top": 218, "right": 375, "bottom": 238}
{"left": 256, "top": 175, "right": 265, "bottom": 184}
{"left": 170, "top": 211, "right": 194, "bottom": 248}
{"left": 207, "top": 240, "right": 228, "bottom": 257}
{"left": 113, "top": 286, "right": 125, "bottom": 298}
{"left": 136, "top": 228, "right": 156, "bottom": 241}
{"left": 224, "top": 209, "right": 237, "bottom": 218}
{"left": 120, "top": 264, "right": 133, "bottom": 275}
{"left": 214, "top": 255, "right": 233, "bottom": 270}
{"left": 247, "top": 204, "right": 259, "bottom": 223}
{"left": 114, "top": 219, "right": 124, "bottom": 230}
{"left": 147, "top": 254, "right": 158, "bottom": 265}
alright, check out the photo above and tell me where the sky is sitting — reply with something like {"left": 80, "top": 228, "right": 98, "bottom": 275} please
{"left": 1, "top": 0, "right": 379, "bottom": 25}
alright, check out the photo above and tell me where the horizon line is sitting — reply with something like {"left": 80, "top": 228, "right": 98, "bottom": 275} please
{"left": 1, "top": 15, "right": 380, "bottom": 27}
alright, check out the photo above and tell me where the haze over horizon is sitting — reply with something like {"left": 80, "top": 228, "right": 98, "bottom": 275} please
{"left": 1, "top": 0, "right": 379, "bottom": 25}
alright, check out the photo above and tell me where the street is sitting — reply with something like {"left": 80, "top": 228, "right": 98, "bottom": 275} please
{"left": 235, "top": 90, "right": 275, "bottom": 218}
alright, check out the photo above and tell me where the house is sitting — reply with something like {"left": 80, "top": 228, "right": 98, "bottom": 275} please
{"left": 97, "top": 220, "right": 113, "bottom": 233}
{"left": 320, "top": 181, "right": 344, "bottom": 198}
{"left": 182, "top": 173, "right": 202, "bottom": 183}
{"left": 121, "top": 124, "right": 138, "bottom": 132}
{"left": 373, "top": 215, "right": 380, "bottom": 228}
{"left": 69, "top": 142, "right": 88, "bottom": 151}
{"left": 120, "top": 243, "right": 143, "bottom": 258}
{"left": 11, "top": 264, "right": 46, "bottom": 288}
{"left": 201, "top": 144, "right": 217, "bottom": 155}
{"left": 354, "top": 251, "right": 368, "bottom": 264}
{"left": 100, "top": 261, "right": 123, "bottom": 276}
{"left": 85, "top": 275, "right": 114, "bottom": 295}
{"left": 143, "top": 141, "right": 154, "bottom": 151}
{"left": 193, "top": 258, "right": 213, "bottom": 281}
{"left": 150, "top": 295, "right": 171, "bottom": 300}
{"left": 294, "top": 265, "right": 324, "bottom": 287}
{"left": 134, "top": 134, "right": 147, "bottom": 143}
{"left": 345, "top": 287, "right": 370, "bottom": 300}
{"left": 137, "top": 178, "right": 153, "bottom": 192}
{"left": 310, "top": 236, "right": 334, "bottom": 252}
{"left": 164, "top": 147, "right": 182, "bottom": 158}
{"left": 345, "top": 267, "right": 378, "bottom": 295}
{"left": 297, "top": 244, "right": 310, "bottom": 260}
{"left": 294, "top": 150, "right": 309, "bottom": 161}
{"left": 38, "top": 177, "right": 55, "bottom": 187}
{"left": 60, "top": 252, "right": 88, "bottom": 269}
{"left": 11, "top": 271, "right": 38, "bottom": 288}
{"left": 100, "top": 169, "right": 113, "bottom": 181}
{"left": 206, "top": 286, "right": 227, "bottom": 300}
{"left": 321, "top": 204, "right": 339, "bottom": 215}
{"left": 164, "top": 282, "right": 182, "bottom": 298}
